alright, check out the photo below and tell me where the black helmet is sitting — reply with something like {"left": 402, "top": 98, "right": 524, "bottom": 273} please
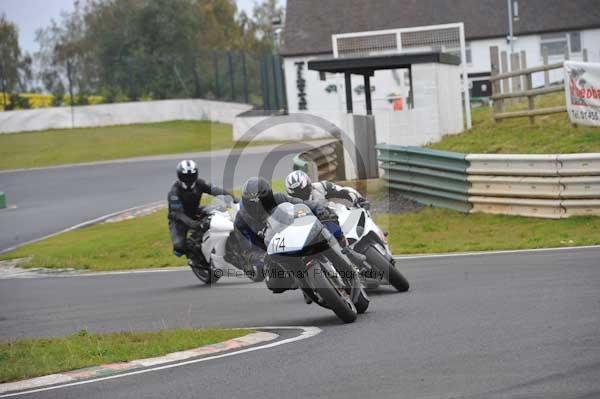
{"left": 176, "top": 160, "right": 198, "bottom": 190}
{"left": 241, "top": 177, "right": 275, "bottom": 218}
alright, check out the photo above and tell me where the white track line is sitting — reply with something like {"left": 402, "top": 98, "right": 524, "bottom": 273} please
{"left": 393, "top": 244, "right": 600, "bottom": 261}
{"left": 0, "top": 326, "right": 321, "bottom": 398}
{"left": 0, "top": 201, "right": 165, "bottom": 255}
{"left": 5, "top": 245, "right": 599, "bottom": 280}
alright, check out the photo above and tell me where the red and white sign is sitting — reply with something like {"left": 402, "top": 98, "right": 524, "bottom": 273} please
{"left": 565, "top": 61, "right": 600, "bottom": 126}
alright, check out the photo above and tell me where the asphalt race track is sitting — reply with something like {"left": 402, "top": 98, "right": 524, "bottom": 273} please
{"left": 0, "top": 142, "right": 313, "bottom": 252}
{"left": 1, "top": 247, "right": 598, "bottom": 398}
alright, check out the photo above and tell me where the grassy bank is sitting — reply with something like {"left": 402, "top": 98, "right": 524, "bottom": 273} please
{"left": 430, "top": 93, "right": 600, "bottom": 154}
{"left": 375, "top": 207, "right": 600, "bottom": 254}
{"left": 0, "top": 181, "right": 285, "bottom": 271}
{"left": 0, "top": 120, "right": 284, "bottom": 170}
{"left": 1, "top": 209, "right": 183, "bottom": 271}
{"left": 0, "top": 328, "right": 249, "bottom": 383}
{"left": 3, "top": 198, "right": 598, "bottom": 270}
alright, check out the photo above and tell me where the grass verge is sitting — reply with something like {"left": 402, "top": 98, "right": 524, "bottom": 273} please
{"left": 3, "top": 202, "right": 599, "bottom": 271}
{"left": 375, "top": 207, "right": 600, "bottom": 254}
{"left": 0, "top": 328, "right": 249, "bottom": 383}
{"left": 0, "top": 181, "right": 286, "bottom": 271}
{"left": 429, "top": 93, "right": 600, "bottom": 154}
{"left": 0, "top": 120, "right": 287, "bottom": 170}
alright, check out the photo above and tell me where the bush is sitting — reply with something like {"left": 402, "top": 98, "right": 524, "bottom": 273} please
{"left": 4, "top": 94, "right": 31, "bottom": 110}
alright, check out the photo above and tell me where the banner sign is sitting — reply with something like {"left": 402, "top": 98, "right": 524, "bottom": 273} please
{"left": 565, "top": 61, "right": 600, "bottom": 126}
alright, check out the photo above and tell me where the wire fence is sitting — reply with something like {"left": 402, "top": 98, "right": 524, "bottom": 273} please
{"left": 1, "top": 50, "right": 286, "bottom": 112}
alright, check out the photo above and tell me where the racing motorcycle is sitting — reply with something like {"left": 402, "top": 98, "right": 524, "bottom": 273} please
{"left": 187, "top": 195, "right": 265, "bottom": 285}
{"left": 329, "top": 201, "right": 409, "bottom": 292}
{"left": 264, "top": 202, "right": 370, "bottom": 323}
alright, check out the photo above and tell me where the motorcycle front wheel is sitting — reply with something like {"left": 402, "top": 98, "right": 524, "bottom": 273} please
{"left": 354, "top": 286, "right": 370, "bottom": 314}
{"left": 365, "top": 245, "right": 409, "bottom": 292}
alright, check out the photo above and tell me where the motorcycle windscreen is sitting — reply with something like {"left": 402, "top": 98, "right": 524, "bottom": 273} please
{"left": 265, "top": 203, "right": 318, "bottom": 255}
{"left": 266, "top": 216, "right": 318, "bottom": 255}
{"left": 205, "top": 195, "right": 235, "bottom": 212}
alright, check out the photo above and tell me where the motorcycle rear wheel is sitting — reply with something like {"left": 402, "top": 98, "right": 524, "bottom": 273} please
{"left": 313, "top": 261, "right": 357, "bottom": 323}
{"left": 190, "top": 261, "right": 221, "bottom": 285}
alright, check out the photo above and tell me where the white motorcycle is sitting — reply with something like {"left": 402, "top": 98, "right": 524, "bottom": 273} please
{"left": 328, "top": 201, "right": 409, "bottom": 292}
{"left": 187, "top": 195, "right": 265, "bottom": 285}
{"left": 265, "top": 202, "right": 370, "bottom": 323}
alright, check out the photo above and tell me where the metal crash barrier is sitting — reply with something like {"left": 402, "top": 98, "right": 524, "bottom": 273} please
{"left": 376, "top": 144, "right": 600, "bottom": 219}
{"left": 293, "top": 141, "right": 346, "bottom": 181}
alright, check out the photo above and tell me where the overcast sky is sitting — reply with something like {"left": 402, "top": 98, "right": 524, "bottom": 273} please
{"left": 0, "top": 0, "right": 276, "bottom": 54}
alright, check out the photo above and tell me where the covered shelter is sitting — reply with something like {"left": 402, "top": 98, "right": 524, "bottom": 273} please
{"left": 308, "top": 51, "right": 462, "bottom": 180}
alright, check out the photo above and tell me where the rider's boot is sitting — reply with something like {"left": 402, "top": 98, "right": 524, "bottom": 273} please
{"left": 342, "top": 246, "right": 367, "bottom": 269}
{"left": 323, "top": 229, "right": 361, "bottom": 276}
{"left": 302, "top": 291, "right": 313, "bottom": 304}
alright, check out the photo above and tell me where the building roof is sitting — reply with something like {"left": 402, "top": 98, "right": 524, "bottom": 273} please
{"left": 308, "top": 52, "right": 460, "bottom": 74}
{"left": 282, "top": 0, "right": 600, "bottom": 56}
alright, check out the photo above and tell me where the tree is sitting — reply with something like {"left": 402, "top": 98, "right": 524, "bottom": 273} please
{"left": 35, "top": 1, "right": 97, "bottom": 104}
{"left": 251, "top": 0, "right": 284, "bottom": 52}
{"left": 0, "top": 14, "right": 32, "bottom": 109}
{"left": 33, "top": 0, "right": 282, "bottom": 103}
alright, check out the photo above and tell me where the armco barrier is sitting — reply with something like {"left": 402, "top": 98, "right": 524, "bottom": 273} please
{"left": 376, "top": 144, "right": 471, "bottom": 212}
{"left": 466, "top": 154, "right": 559, "bottom": 176}
{"left": 293, "top": 141, "right": 345, "bottom": 181}
{"left": 469, "top": 196, "right": 563, "bottom": 219}
{"left": 557, "top": 154, "right": 600, "bottom": 176}
{"left": 376, "top": 146, "right": 600, "bottom": 218}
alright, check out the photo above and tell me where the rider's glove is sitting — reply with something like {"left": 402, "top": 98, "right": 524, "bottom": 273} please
{"left": 355, "top": 198, "right": 370, "bottom": 210}
{"left": 191, "top": 219, "right": 208, "bottom": 231}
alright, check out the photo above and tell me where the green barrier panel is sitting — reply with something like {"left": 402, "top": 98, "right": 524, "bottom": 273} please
{"left": 292, "top": 154, "right": 309, "bottom": 173}
{"left": 0, "top": 192, "right": 5, "bottom": 209}
{"left": 383, "top": 168, "right": 469, "bottom": 195}
{"left": 377, "top": 144, "right": 468, "bottom": 173}
{"left": 383, "top": 180, "right": 472, "bottom": 213}
{"left": 376, "top": 145, "right": 471, "bottom": 212}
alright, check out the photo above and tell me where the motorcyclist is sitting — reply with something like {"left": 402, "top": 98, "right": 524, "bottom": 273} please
{"left": 284, "top": 170, "right": 369, "bottom": 209}
{"left": 234, "top": 177, "right": 338, "bottom": 252}
{"left": 234, "top": 177, "right": 364, "bottom": 294}
{"left": 168, "top": 160, "right": 235, "bottom": 264}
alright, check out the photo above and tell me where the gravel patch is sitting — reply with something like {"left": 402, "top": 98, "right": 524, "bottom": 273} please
{"left": 369, "top": 189, "right": 424, "bottom": 215}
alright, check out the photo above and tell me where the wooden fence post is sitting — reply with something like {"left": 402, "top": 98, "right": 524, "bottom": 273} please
{"left": 521, "top": 51, "right": 534, "bottom": 124}
{"left": 501, "top": 51, "right": 509, "bottom": 94}
{"left": 490, "top": 46, "right": 502, "bottom": 120}
{"left": 510, "top": 52, "right": 522, "bottom": 94}
{"left": 543, "top": 50, "right": 549, "bottom": 88}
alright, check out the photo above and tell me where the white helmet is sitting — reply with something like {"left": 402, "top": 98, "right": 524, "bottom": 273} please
{"left": 285, "top": 170, "right": 312, "bottom": 200}
{"left": 177, "top": 160, "right": 198, "bottom": 190}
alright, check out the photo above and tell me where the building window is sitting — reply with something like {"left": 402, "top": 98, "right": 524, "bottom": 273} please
{"left": 570, "top": 32, "right": 582, "bottom": 53}
{"left": 540, "top": 33, "right": 568, "bottom": 56}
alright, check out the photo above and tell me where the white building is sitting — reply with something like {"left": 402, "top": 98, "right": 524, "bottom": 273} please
{"left": 279, "top": 0, "right": 600, "bottom": 144}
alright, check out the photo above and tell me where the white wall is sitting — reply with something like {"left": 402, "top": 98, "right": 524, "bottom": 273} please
{"left": 467, "top": 28, "right": 600, "bottom": 87}
{"left": 283, "top": 55, "right": 410, "bottom": 116}
{"left": 282, "top": 55, "right": 463, "bottom": 146}
{"left": 0, "top": 99, "right": 252, "bottom": 134}
{"left": 375, "top": 63, "right": 463, "bottom": 146}
{"left": 283, "top": 27, "right": 600, "bottom": 123}
{"left": 233, "top": 113, "right": 339, "bottom": 141}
